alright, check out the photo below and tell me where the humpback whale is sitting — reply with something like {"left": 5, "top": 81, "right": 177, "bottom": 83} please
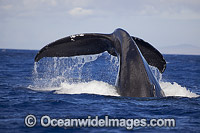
{"left": 35, "top": 28, "right": 166, "bottom": 97}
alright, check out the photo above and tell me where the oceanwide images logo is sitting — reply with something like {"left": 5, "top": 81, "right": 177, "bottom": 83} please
{"left": 25, "top": 115, "right": 176, "bottom": 130}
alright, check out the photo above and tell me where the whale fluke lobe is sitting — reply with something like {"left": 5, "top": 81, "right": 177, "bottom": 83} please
{"left": 35, "top": 34, "right": 114, "bottom": 62}
{"left": 133, "top": 37, "right": 166, "bottom": 73}
{"left": 35, "top": 28, "right": 166, "bottom": 97}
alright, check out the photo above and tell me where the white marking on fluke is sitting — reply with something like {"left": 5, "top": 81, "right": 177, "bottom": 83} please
{"left": 70, "top": 33, "right": 85, "bottom": 41}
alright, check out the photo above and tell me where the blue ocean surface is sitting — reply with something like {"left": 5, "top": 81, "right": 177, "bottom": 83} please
{"left": 0, "top": 49, "right": 200, "bottom": 132}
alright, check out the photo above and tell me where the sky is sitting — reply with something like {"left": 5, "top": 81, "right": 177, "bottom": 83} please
{"left": 0, "top": 0, "right": 200, "bottom": 54}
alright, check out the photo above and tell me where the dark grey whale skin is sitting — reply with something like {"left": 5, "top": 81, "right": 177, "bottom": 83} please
{"left": 35, "top": 28, "right": 166, "bottom": 97}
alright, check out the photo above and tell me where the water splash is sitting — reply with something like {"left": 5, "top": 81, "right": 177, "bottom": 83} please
{"left": 149, "top": 66, "right": 199, "bottom": 98}
{"left": 31, "top": 52, "right": 118, "bottom": 87}
{"left": 29, "top": 52, "right": 119, "bottom": 96}
{"left": 56, "top": 81, "right": 119, "bottom": 96}
{"left": 149, "top": 65, "right": 162, "bottom": 82}
{"left": 160, "top": 82, "right": 199, "bottom": 98}
{"left": 33, "top": 62, "right": 38, "bottom": 75}
{"left": 30, "top": 53, "right": 199, "bottom": 98}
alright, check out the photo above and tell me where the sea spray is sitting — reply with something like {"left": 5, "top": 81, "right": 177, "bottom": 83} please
{"left": 30, "top": 52, "right": 199, "bottom": 98}
{"left": 149, "top": 65, "right": 199, "bottom": 98}
{"left": 33, "top": 62, "right": 38, "bottom": 75}
{"left": 149, "top": 65, "right": 162, "bottom": 82}
{"left": 55, "top": 80, "right": 119, "bottom": 96}
{"left": 31, "top": 52, "right": 115, "bottom": 88}
{"left": 160, "top": 82, "right": 199, "bottom": 98}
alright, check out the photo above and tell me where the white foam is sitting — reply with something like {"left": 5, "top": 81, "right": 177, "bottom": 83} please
{"left": 29, "top": 78, "right": 199, "bottom": 98}
{"left": 160, "top": 82, "right": 199, "bottom": 98}
{"left": 56, "top": 80, "right": 119, "bottom": 96}
{"left": 29, "top": 80, "right": 119, "bottom": 97}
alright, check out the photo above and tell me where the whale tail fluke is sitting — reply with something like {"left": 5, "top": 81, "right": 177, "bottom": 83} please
{"left": 35, "top": 29, "right": 166, "bottom": 73}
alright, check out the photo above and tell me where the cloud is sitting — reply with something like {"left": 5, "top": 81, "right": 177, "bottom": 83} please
{"left": 160, "top": 9, "right": 200, "bottom": 20}
{"left": 1, "top": 5, "right": 13, "bottom": 10}
{"left": 22, "top": 0, "right": 57, "bottom": 8}
{"left": 1, "top": 0, "right": 200, "bottom": 20}
{"left": 136, "top": 0, "right": 200, "bottom": 20}
{"left": 69, "top": 7, "right": 93, "bottom": 17}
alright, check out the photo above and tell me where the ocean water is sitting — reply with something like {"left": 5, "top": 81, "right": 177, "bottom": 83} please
{"left": 0, "top": 49, "right": 200, "bottom": 132}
